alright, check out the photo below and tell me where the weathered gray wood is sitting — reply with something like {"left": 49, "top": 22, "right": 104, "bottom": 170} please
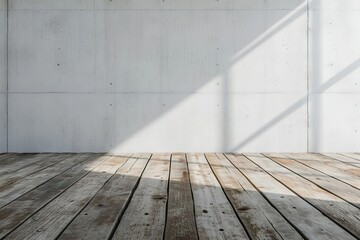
{"left": 248, "top": 154, "right": 360, "bottom": 237}
{"left": 205, "top": 153, "right": 303, "bottom": 240}
{"left": 0, "top": 154, "right": 53, "bottom": 174}
{"left": 5, "top": 155, "right": 129, "bottom": 240}
{"left": 112, "top": 153, "right": 171, "bottom": 240}
{"left": 323, "top": 153, "right": 360, "bottom": 168}
{"left": 187, "top": 153, "right": 249, "bottom": 240}
{"left": 0, "top": 154, "right": 90, "bottom": 208}
{"left": 264, "top": 153, "right": 360, "bottom": 208}
{"left": 0, "top": 154, "right": 35, "bottom": 165}
{"left": 0, "top": 154, "right": 108, "bottom": 239}
{"left": 58, "top": 153, "right": 151, "bottom": 240}
{"left": 0, "top": 154, "right": 72, "bottom": 189}
{"left": 284, "top": 153, "right": 360, "bottom": 189}
{"left": 226, "top": 153, "right": 355, "bottom": 240}
{"left": 164, "top": 153, "right": 198, "bottom": 240}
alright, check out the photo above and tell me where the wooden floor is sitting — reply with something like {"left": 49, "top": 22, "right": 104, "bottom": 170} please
{"left": 0, "top": 153, "right": 359, "bottom": 240}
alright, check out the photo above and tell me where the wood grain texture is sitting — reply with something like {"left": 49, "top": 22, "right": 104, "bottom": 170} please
{"left": 0, "top": 154, "right": 56, "bottom": 174}
{"left": 264, "top": 153, "right": 360, "bottom": 208}
{"left": 322, "top": 153, "right": 360, "bottom": 168}
{"left": 341, "top": 153, "right": 360, "bottom": 162}
{"left": 187, "top": 153, "right": 249, "bottom": 240}
{"left": 164, "top": 153, "right": 198, "bottom": 240}
{"left": 248, "top": 154, "right": 360, "bottom": 237}
{"left": 284, "top": 153, "right": 360, "bottom": 189}
{"left": 5, "top": 155, "right": 128, "bottom": 240}
{"left": 1, "top": 153, "right": 359, "bottom": 240}
{"left": 0, "top": 154, "right": 91, "bottom": 208}
{"left": 0, "top": 154, "right": 107, "bottom": 239}
{"left": 0, "top": 154, "right": 72, "bottom": 189}
{"left": 226, "top": 153, "right": 355, "bottom": 240}
{"left": 205, "top": 153, "right": 303, "bottom": 240}
{"left": 58, "top": 153, "right": 151, "bottom": 240}
{"left": 0, "top": 154, "right": 36, "bottom": 166}
{"left": 112, "top": 153, "right": 171, "bottom": 240}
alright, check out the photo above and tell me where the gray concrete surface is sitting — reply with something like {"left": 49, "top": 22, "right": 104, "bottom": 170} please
{"left": 1, "top": 0, "right": 359, "bottom": 152}
{"left": 0, "top": 0, "right": 7, "bottom": 153}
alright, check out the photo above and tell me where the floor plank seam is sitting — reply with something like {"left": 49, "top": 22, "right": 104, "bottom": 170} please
{"left": 224, "top": 153, "right": 309, "bottom": 240}
{"left": 204, "top": 153, "right": 252, "bottom": 240}
{"left": 262, "top": 153, "right": 360, "bottom": 210}
{"left": 107, "top": 154, "right": 152, "bottom": 240}
{"left": 248, "top": 154, "right": 359, "bottom": 239}
{"left": 185, "top": 153, "right": 200, "bottom": 240}
{"left": 54, "top": 155, "right": 127, "bottom": 239}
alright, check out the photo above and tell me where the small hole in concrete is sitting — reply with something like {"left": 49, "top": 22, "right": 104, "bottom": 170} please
{"left": 219, "top": 228, "right": 224, "bottom": 232}
{"left": 145, "top": 213, "right": 149, "bottom": 215}
{"left": 203, "top": 209, "right": 208, "bottom": 213}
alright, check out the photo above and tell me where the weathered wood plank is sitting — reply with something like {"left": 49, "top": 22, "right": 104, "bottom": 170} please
{"left": 284, "top": 153, "right": 360, "bottom": 189}
{"left": 58, "top": 153, "right": 151, "bottom": 240}
{"left": 264, "top": 153, "right": 360, "bottom": 208}
{"left": 341, "top": 153, "right": 360, "bottom": 162}
{"left": 0, "top": 154, "right": 91, "bottom": 208}
{"left": 112, "top": 153, "right": 171, "bottom": 240}
{"left": 164, "top": 153, "right": 198, "bottom": 240}
{"left": 205, "top": 153, "right": 303, "bottom": 240}
{"left": 0, "top": 154, "right": 35, "bottom": 165}
{"left": 248, "top": 154, "right": 360, "bottom": 237}
{"left": 187, "top": 153, "right": 249, "bottom": 240}
{"left": 226, "top": 153, "right": 355, "bottom": 240}
{"left": 0, "top": 154, "right": 54, "bottom": 174}
{"left": 322, "top": 153, "right": 360, "bottom": 168}
{"left": 0, "top": 154, "right": 72, "bottom": 189}
{"left": 0, "top": 154, "right": 108, "bottom": 239}
{"left": 4, "top": 155, "right": 129, "bottom": 240}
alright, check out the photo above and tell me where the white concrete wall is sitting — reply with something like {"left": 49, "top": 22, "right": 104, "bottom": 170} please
{"left": 0, "top": 0, "right": 7, "bottom": 152}
{"left": 4, "top": 0, "right": 359, "bottom": 152}
{"left": 309, "top": 0, "right": 360, "bottom": 152}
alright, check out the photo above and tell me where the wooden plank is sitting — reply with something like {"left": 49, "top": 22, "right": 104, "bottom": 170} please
{"left": 248, "top": 153, "right": 360, "bottom": 237}
{"left": 264, "top": 153, "right": 360, "bottom": 208}
{"left": 225, "top": 153, "right": 355, "bottom": 240}
{"left": 284, "top": 153, "right": 360, "bottom": 189}
{"left": 287, "top": 153, "right": 360, "bottom": 177}
{"left": 0, "top": 154, "right": 35, "bottom": 164}
{"left": 0, "top": 154, "right": 72, "bottom": 189}
{"left": 341, "top": 153, "right": 360, "bottom": 162}
{"left": 0, "top": 154, "right": 90, "bottom": 208}
{"left": 0, "top": 154, "right": 53, "bottom": 174}
{"left": 112, "top": 153, "right": 170, "bottom": 240}
{"left": 4, "top": 155, "right": 129, "bottom": 240}
{"left": 322, "top": 153, "right": 360, "bottom": 168}
{"left": 0, "top": 154, "right": 18, "bottom": 161}
{"left": 206, "top": 153, "right": 303, "bottom": 240}
{"left": 0, "top": 154, "right": 108, "bottom": 239}
{"left": 187, "top": 153, "right": 249, "bottom": 240}
{"left": 58, "top": 153, "right": 151, "bottom": 240}
{"left": 164, "top": 153, "right": 198, "bottom": 240}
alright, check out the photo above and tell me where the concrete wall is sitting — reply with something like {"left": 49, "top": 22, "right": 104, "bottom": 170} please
{"left": 3, "top": 0, "right": 359, "bottom": 152}
{"left": 0, "top": 0, "right": 7, "bottom": 152}
{"left": 308, "top": 0, "right": 360, "bottom": 152}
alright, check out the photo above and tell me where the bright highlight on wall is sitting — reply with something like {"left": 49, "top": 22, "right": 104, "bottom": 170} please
{"left": 0, "top": 0, "right": 359, "bottom": 153}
